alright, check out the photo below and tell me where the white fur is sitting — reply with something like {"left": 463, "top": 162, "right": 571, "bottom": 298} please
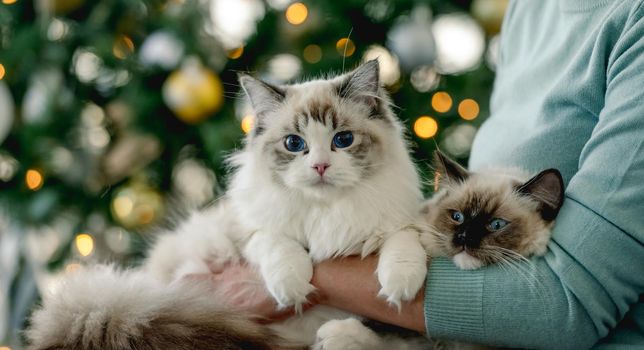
{"left": 145, "top": 69, "right": 428, "bottom": 346}
{"left": 452, "top": 251, "right": 484, "bottom": 270}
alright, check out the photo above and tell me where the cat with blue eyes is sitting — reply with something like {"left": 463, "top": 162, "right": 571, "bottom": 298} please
{"left": 27, "top": 60, "right": 564, "bottom": 350}
{"left": 28, "top": 60, "right": 429, "bottom": 350}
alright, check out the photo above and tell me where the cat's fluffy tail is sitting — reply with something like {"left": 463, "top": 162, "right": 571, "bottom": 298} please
{"left": 26, "top": 265, "right": 274, "bottom": 350}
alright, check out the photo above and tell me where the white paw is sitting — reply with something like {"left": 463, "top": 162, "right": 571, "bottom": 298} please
{"left": 377, "top": 258, "right": 427, "bottom": 308}
{"left": 264, "top": 259, "right": 315, "bottom": 311}
{"left": 314, "top": 318, "right": 381, "bottom": 350}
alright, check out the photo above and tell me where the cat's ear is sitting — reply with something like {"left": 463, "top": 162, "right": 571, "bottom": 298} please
{"left": 433, "top": 150, "right": 469, "bottom": 186}
{"left": 238, "top": 74, "right": 286, "bottom": 118}
{"left": 336, "top": 59, "right": 380, "bottom": 107}
{"left": 517, "top": 169, "right": 565, "bottom": 221}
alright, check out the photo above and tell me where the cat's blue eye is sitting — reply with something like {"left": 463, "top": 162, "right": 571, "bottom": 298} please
{"left": 284, "top": 135, "right": 306, "bottom": 152}
{"left": 333, "top": 131, "right": 354, "bottom": 149}
{"left": 488, "top": 218, "right": 508, "bottom": 231}
{"left": 451, "top": 211, "right": 465, "bottom": 224}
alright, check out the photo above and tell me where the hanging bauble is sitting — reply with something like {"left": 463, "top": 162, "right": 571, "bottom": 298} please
{"left": 139, "top": 31, "right": 185, "bottom": 70}
{"left": 162, "top": 58, "right": 224, "bottom": 124}
{"left": 386, "top": 5, "right": 436, "bottom": 71}
{"left": 111, "top": 181, "right": 164, "bottom": 229}
{"left": 471, "top": 0, "right": 509, "bottom": 36}
{"left": 0, "top": 82, "right": 14, "bottom": 145}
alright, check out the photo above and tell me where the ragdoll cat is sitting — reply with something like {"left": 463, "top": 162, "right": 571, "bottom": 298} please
{"left": 314, "top": 151, "right": 565, "bottom": 350}
{"left": 27, "top": 60, "right": 429, "bottom": 350}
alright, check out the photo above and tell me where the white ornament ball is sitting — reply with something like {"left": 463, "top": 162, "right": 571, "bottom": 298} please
{"left": 387, "top": 5, "right": 436, "bottom": 71}
{"left": 139, "top": 31, "right": 185, "bottom": 70}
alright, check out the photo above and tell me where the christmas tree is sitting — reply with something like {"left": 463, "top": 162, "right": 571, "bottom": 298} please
{"left": 0, "top": 0, "right": 505, "bottom": 346}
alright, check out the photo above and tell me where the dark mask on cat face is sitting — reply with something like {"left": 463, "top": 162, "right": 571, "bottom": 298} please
{"left": 422, "top": 151, "right": 564, "bottom": 269}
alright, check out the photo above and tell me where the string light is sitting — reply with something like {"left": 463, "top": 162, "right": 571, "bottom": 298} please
{"left": 113, "top": 35, "right": 135, "bottom": 59}
{"left": 25, "top": 169, "right": 44, "bottom": 191}
{"left": 2, "top": 0, "right": 18, "bottom": 4}
{"left": 413, "top": 116, "right": 438, "bottom": 139}
{"left": 431, "top": 91, "right": 452, "bottom": 113}
{"left": 0, "top": 63, "right": 5, "bottom": 80}
{"left": 336, "top": 38, "right": 355, "bottom": 57}
{"left": 458, "top": 99, "right": 480, "bottom": 120}
{"left": 285, "top": 2, "right": 308, "bottom": 25}
{"left": 227, "top": 46, "right": 244, "bottom": 59}
{"left": 75, "top": 233, "right": 94, "bottom": 257}
{"left": 303, "top": 44, "right": 322, "bottom": 63}
{"left": 112, "top": 195, "right": 134, "bottom": 218}
{"left": 241, "top": 115, "right": 254, "bottom": 134}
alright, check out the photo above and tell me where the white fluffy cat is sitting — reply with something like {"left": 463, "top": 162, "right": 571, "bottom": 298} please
{"left": 27, "top": 60, "right": 429, "bottom": 350}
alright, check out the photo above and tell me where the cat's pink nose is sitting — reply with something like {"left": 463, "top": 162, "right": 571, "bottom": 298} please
{"left": 313, "top": 163, "right": 330, "bottom": 176}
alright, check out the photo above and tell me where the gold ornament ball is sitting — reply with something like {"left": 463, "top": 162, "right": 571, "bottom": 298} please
{"left": 471, "top": 0, "right": 509, "bottom": 36}
{"left": 162, "top": 60, "right": 224, "bottom": 124}
{"left": 111, "top": 182, "right": 164, "bottom": 229}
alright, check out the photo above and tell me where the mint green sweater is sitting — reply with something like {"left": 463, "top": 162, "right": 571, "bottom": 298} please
{"left": 423, "top": 1, "right": 644, "bottom": 348}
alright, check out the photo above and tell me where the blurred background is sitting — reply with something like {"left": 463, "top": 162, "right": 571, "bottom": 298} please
{"left": 0, "top": 0, "right": 506, "bottom": 347}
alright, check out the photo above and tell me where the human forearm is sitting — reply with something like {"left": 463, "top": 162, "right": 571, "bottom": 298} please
{"left": 311, "top": 255, "right": 426, "bottom": 333}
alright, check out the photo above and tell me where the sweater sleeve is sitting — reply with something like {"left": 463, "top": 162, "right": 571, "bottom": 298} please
{"left": 423, "top": 6, "right": 644, "bottom": 349}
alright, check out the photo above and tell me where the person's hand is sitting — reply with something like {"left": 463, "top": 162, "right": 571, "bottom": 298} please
{"left": 183, "top": 261, "right": 314, "bottom": 323}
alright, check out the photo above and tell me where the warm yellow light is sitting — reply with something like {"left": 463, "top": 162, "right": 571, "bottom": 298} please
{"left": 336, "top": 38, "right": 355, "bottom": 57}
{"left": 0, "top": 63, "right": 5, "bottom": 80}
{"left": 113, "top": 35, "right": 134, "bottom": 59}
{"left": 414, "top": 116, "right": 438, "bottom": 139}
{"left": 2, "top": 0, "right": 18, "bottom": 4}
{"left": 303, "top": 44, "right": 322, "bottom": 63}
{"left": 113, "top": 195, "right": 134, "bottom": 218}
{"left": 285, "top": 2, "right": 308, "bottom": 25}
{"left": 458, "top": 99, "right": 480, "bottom": 120}
{"left": 241, "top": 115, "right": 254, "bottom": 134}
{"left": 227, "top": 46, "right": 244, "bottom": 60}
{"left": 431, "top": 92, "right": 452, "bottom": 113}
{"left": 25, "top": 169, "right": 44, "bottom": 191}
{"left": 0, "top": 346, "right": 12, "bottom": 350}
{"left": 75, "top": 234, "right": 94, "bottom": 257}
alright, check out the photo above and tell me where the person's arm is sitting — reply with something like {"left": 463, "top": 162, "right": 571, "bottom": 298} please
{"left": 311, "top": 255, "right": 426, "bottom": 333}
{"left": 420, "top": 10, "right": 644, "bottom": 350}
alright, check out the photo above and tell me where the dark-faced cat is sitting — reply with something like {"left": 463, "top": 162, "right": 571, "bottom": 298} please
{"left": 421, "top": 150, "right": 564, "bottom": 270}
{"left": 316, "top": 151, "right": 565, "bottom": 350}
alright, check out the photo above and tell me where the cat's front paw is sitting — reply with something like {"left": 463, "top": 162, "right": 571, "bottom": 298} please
{"left": 377, "top": 228, "right": 428, "bottom": 308}
{"left": 313, "top": 318, "right": 381, "bottom": 350}
{"left": 263, "top": 259, "right": 315, "bottom": 311}
{"left": 377, "top": 257, "right": 427, "bottom": 308}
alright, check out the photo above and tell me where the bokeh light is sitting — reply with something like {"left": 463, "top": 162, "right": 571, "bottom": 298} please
{"left": 285, "top": 2, "right": 308, "bottom": 25}
{"left": 431, "top": 92, "right": 452, "bottom": 113}
{"left": 227, "top": 46, "right": 244, "bottom": 59}
{"left": 112, "top": 35, "right": 134, "bottom": 59}
{"left": 458, "top": 99, "right": 480, "bottom": 120}
{"left": 241, "top": 115, "right": 255, "bottom": 134}
{"left": 303, "top": 44, "right": 322, "bottom": 63}
{"left": 336, "top": 38, "right": 356, "bottom": 57}
{"left": 268, "top": 53, "right": 302, "bottom": 81}
{"left": 414, "top": 116, "right": 438, "bottom": 139}
{"left": 210, "top": 0, "right": 265, "bottom": 50}
{"left": 432, "top": 13, "right": 485, "bottom": 74}
{"left": 362, "top": 45, "right": 401, "bottom": 86}
{"left": 2, "top": 0, "right": 17, "bottom": 4}
{"left": 0, "top": 63, "right": 5, "bottom": 80}
{"left": 25, "top": 169, "right": 44, "bottom": 191}
{"left": 75, "top": 233, "right": 94, "bottom": 257}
